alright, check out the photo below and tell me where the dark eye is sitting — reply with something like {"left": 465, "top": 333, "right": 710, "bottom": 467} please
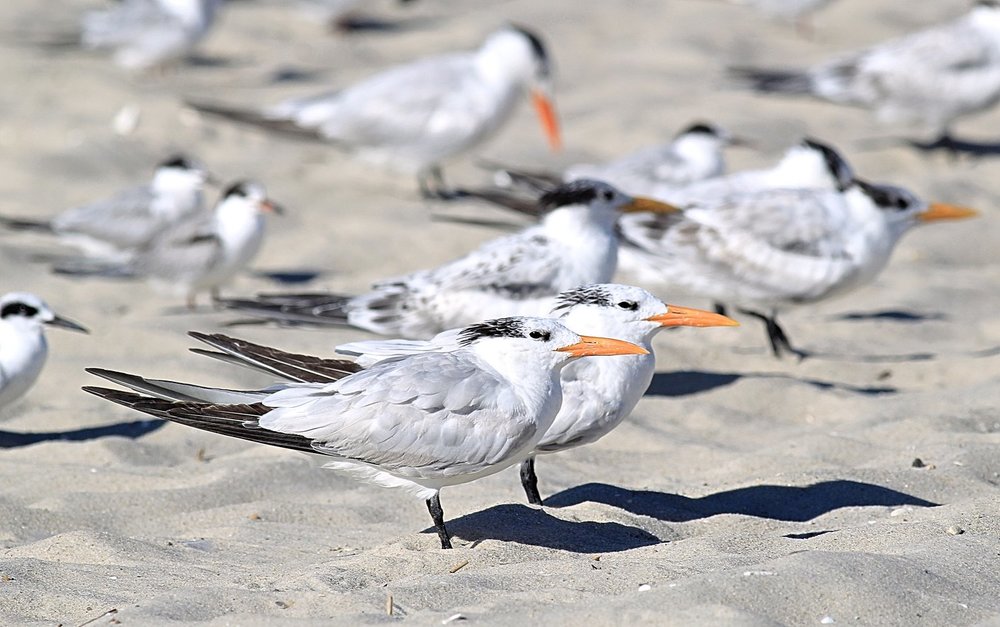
{"left": 602, "top": 189, "right": 614, "bottom": 201}
{"left": 528, "top": 330, "right": 551, "bottom": 341}
{"left": 617, "top": 301, "right": 638, "bottom": 311}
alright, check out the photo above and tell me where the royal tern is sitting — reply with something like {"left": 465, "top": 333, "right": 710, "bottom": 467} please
{"left": 338, "top": 284, "right": 739, "bottom": 504}
{"left": 55, "top": 181, "right": 283, "bottom": 309}
{"left": 0, "top": 293, "right": 88, "bottom": 410}
{"left": 187, "top": 25, "right": 561, "bottom": 197}
{"left": 620, "top": 179, "right": 978, "bottom": 357}
{"left": 0, "top": 156, "right": 209, "bottom": 261}
{"left": 220, "top": 180, "right": 678, "bottom": 337}
{"left": 730, "top": 2, "right": 1000, "bottom": 143}
{"left": 85, "top": 317, "right": 647, "bottom": 548}
{"left": 81, "top": 0, "right": 222, "bottom": 71}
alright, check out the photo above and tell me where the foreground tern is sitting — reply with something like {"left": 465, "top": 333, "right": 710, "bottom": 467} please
{"left": 56, "top": 181, "right": 282, "bottom": 309}
{"left": 620, "top": 179, "right": 978, "bottom": 356}
{"left": 730, "top": 2, "right": 1000, "bottom": 144}
{"left": 188, "top": 25, "right": 561, "bottom": 197}
{"left": 0, "top": 293, "right": 88, "bottom": 410}
{"left": 85, "top": 317, "right": 647, "bottom": 548}
{"left": 338, "top": 284, "right": 739, "bottom": 504}
{"left": 0, "top": 156, "right": 209, "bottom": 261}
{"left": 81, "top": 0, "right": 222, "bottom": 71}
{"left": 220, "top": 180, "right": 678, "bottom": 336}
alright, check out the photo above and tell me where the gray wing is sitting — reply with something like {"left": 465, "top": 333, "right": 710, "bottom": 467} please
{"left": 129, "top": 214, "right": 221, "bottom": 281}
{"left": 261, "top": 351, "right": 538, "bottom": 475}
{"left": 52, "top": 185, "right": 162, "bottom": 249}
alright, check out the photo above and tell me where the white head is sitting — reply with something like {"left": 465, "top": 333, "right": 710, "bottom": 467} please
{"left": 539, "top": 179, "right": 680, "bottom": 231}
{"left": 456, "top": 316, "right": 648, "bottom": 376}
{"left": 553, "top": 284, "right": 739, "bottom": 345}
{"left": 478, "top": 25, "right": 561, "bottom": 151}
{"left": 215, "top": 180, "right": 284, "bottom": 222}
{"left": 775, "top": 138, "right": 854, "bottom": 190}
{"left": 847, "top": 179, "right": 978, "bottom": 241}
{"left": 152, "top": 155, "right": 209, "bottom": 197}
{"left": 971, "top": 1, "right": 1000, "bottom": 31}
{"left": 0, "top": 292, "right": 88, "bottom": 336}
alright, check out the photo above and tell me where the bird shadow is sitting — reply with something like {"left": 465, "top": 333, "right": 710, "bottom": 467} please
{"left": 907, "top": 135, "right": 1000, "bottom": 157}
{"left": 544, "top": 480, "right": 938, "bottom": 523}
{"left": 439, "top": 503, "right": 661, "bottom": 552}
{"left": 645, "top": 370, "right": 897, "bottom": 398}
{"left": 252, "top": 269, "right": 325, "bottom": 285}
{"left": 833, "top": 309, "right": 947, "bottom": 323}
{"left": 0, "top": 419, "right": 165, "bottom": 449}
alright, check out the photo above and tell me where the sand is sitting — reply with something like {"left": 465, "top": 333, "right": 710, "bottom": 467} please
{"left": 1, "top": 0, "right": 999, "bottom": 624}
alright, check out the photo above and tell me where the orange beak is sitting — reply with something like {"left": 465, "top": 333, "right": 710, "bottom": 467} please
{"left": 555, "top": 335, "right": 649, "bottom": 357}
{"left": 917, "top": 202, "right": 977, "bottom": 223}
{"left": 531, "top": 89, "right": 562, "bottom": 152}
{"left": 260, "top": 199, "right": 285, "bottom": 215}
{"left": 647, "top": 305, "right": 740, "bottom": 328}
{"left": 620, "top": 196, "right": 683, "bottom": 214}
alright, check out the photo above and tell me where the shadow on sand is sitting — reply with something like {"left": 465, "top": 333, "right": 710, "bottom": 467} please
{"left": 544, "top": 480, "right": 938, "bottom": 523}
{"left": 646, "top": 370, "right": 898, "bottom": 398}
{"left": 439, "top": 503, "right": 661, "bottom": 552}
{"left": 0, "top": 419, "right": 165, "bottom": 449}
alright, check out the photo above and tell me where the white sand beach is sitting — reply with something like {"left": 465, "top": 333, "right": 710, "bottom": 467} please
{"left": 1, "top": 0, "right": 998, "bottom": 624}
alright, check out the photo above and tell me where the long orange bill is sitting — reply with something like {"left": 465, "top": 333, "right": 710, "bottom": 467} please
{"left": 621, "top": 196, "right": 683, "bottom": 214}
{"left": 556, "top": 335, "right": 649, "bottom": 357}
{"left": 917, "top": 202, "right": 978, "bottom": 223}
{"left": 261, "top": 199, "right": 285, "bottom": 215}
{"left": 531, "top": 89, "right": 562, "bottom": 152}
{"left": 647, "top": 305, "right": 740, "bottom": 328}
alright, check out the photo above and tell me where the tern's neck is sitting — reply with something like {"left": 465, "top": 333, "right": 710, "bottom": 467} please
{"left": 770, "top": 148, "right": 832, "bottom": 188}
{"left": 542, "top": 205, "right": 618, "bottom": 237}
{"left": 969, "top": 7, "right": 1000, "bottom": 34}
{"left": 213, "top": 202, "right": 264, "bottom": 251}
{"left": 673, "top": 134, "right": 726, "bottom": 179}
{"left": 152, "top": 170, "right": 203, "bottom": 216}
{"left": 475, "top": 31, "right": 536, "bottom": 89}
{"left": 159, "top": 0, "right": 216, "bottom": 27}
{"left": 0, "top": 321, "right": 46, "bottom": 375}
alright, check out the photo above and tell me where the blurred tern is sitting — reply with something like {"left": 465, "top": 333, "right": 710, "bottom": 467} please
{"left": 1, "top": 156, "right": 209, "bottom": 261}
{"left": 620, "top": 179, "right": 978, "bottom": 356}
{"left": 0, "top": 293, "right": 88, "bottom": 410}
{"left": 85, "top": 317, "right": 647, "bottom": 549}
{"left": 187, "top": 25, "right": 561, "bottom": 197}
{"left": 339, "top": 284, "right": 739, "bottom": 504}
{"left": 730, "top": 2, "right": 1000, "bottom": 144}
{"left": 220, "top": 180, "right": 678, "bottom": 337}
{"left": 81, "top": 0, "right": 222, "bottom": 71}
{"left": 56, "top": 181, "right": 283, "bottom": 309}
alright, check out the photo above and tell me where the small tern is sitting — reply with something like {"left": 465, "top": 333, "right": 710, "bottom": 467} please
{"left": 0, "top": 293, "right": 88, "bottom": 410}
{"left": 85, "top": 316, "right": 647, "bottom": 549}
{"left": 220, "top": 180, "right": 678, "bottom": 337}
{"left": 730, "top": 2, "right": 1000, "bottom": 145}
{"left": 187, "top": 25, "right": 561, "bottom": 197}
{"left": 81, "top": 0, "right": 222, "bottom": 72}
{"left": 55, "top": 181, "right": 283, "bottom": 309}
{"left": 620, "top": 179, "right": 978, "bottom": 357}
{"left": 1, "top": 156, "right": 209, "bottom": 261}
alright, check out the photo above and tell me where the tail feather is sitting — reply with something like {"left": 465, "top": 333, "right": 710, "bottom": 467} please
{"left": 85, "top": 368, "right": 270, "bottom": 404}
{"left": 83, "top": 386, "right": 317, "bottom": 454}
{"left": 218, "top": 293, "right": 354, "bottom": 328}
{"left": 185, "top": 100, "right": 330, "bottom": 144}
{"left": 728, "top": 66, "right": 814, "bottom": 94}
{"left": 0, "top": 215, "right": 54, "bottom": 233}
{"left": 52, "top": 259, "right": 134, "bottom": 278}
{"left": 188, "top": 331, "right": 362, "bottom": 383}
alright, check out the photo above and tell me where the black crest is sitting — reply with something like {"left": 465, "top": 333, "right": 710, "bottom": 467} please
{"left": 1, "top": 301, "right": 39, "bottom": 319}
{"left": 976, "top": 0, "right": 1000, "bottom": 8}
{"left": 679, "top": 122, "right": 718, "bottom": 137}
{"left": 855, "top": 179, "right": 914, "bottom": 212}
{"left": 509, "top": 23, "right": 551, "bottom": 76}
{"left": 223, "top": 180, "right": 251, "bottom": 199}
{"left": 802, "top": 138, "right": 854, "bottom": 192}
{"left": 457, "top": 317, "right": 527, "bottom": 345}
{"left": 539, "top": 180, "right": 601, "bottom": 209}
{"left": 160, "top": 155, "right": 194, "bottom": 170}
{"left": 552, "top": 285, "right": 613, "bottom": 311}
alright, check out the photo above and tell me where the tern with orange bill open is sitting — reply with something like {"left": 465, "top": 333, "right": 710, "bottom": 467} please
{"left": 218, "top": 180, "right": 682, "bottom": 338}
{"left": 85, "top": 316, "right": 648, "bottom": 549}
{"left": 186, "top": 25, "right": 561, "bottom": 198}
{"left": 617, "top": 177, "right": 978, "bottom": 358}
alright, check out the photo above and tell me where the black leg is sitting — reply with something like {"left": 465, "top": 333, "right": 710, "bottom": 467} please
{"left": 425, "top": 494, "right": 453, "bottom": 549}
{"left": 737, "top": 308, "right": 807, "bottom": 359}
{"left": 520, "top": 457, "right": 544, "bottom": 506}
{"left": 713, "top": 302, "right": 728, "bottom": 317}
